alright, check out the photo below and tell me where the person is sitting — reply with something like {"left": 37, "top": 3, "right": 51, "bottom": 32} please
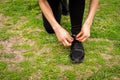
{"left": 38, "top": 0, "right": 99, "bottom": 63}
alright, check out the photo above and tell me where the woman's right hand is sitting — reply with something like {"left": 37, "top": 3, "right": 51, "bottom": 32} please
{"left": 54, "top": 27, "right": 73, "bottom": 46}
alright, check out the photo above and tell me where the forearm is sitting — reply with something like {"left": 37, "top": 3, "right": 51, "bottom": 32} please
{"left": 38, "top": 0, "right": 61, "bottom": 31}
{"left": 85, "top": 0, "right": 99, "bottom": 27}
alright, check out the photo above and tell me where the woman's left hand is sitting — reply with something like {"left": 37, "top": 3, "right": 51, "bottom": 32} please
{"left": 76, "top": 23, "right": 91, "bottom": 42}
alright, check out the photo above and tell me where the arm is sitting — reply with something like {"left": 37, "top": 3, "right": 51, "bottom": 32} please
{"left": 76, "top": 0, "right": 99, "bottom": 42}
{"left": 38, "top": 0, "right": 73, "bottom": 46}
{"left": 38, "top": 0, "right": 59, "bottom": 30}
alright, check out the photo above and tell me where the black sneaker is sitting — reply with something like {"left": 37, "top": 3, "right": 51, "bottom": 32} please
{"left": 70, "top": 35, "right": 85, "bottom": 63}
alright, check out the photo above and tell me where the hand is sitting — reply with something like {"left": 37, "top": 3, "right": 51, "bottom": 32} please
{"left": 55, "top": 27, "right": 73, "bottom": 46}
{"left": 76, "top": 23, "right": 91, "bottom": 42}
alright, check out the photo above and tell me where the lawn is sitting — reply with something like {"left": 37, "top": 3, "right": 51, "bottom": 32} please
{"left": 0, "top": 0, "right": 120, "bottom": 80}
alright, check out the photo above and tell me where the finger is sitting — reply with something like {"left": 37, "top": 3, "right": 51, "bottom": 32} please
{"left": 66, "top": 39, "right": 72, "bottom": 46}
{"left": 76, "top": 30, "right": 83, "bottom": 38}
{"left": 67, "top": 36, "right": 73, "bottom": 43}
{"left": 62, "top": 40, "right": 67, "bottom": 46}
{"left": 70, "top": 36, "right": 74, "bottom": 42}
{"left": 80, "top": 36, "right": 86, "bottom": 40}
{"left": 60, "top": 39, "right": 67, "bottom": 46}
{"left": 81, "top": 37, "right": 87, "bottom": 42}
{"left": 64, "top": 39, "right": 71, "bottom": 46}
{"left": 77, "top": 36, "right": 86, "bottom": 42}
{"left": 81, "top": 35, "right": 90, "bottom": 42}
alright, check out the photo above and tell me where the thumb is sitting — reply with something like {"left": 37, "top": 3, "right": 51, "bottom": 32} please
{"left": 76, "top": 30, "right": 83, "bottom": 38}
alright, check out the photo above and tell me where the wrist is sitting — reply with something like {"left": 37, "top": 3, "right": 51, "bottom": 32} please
{"left": 85, "top": 18, "right": 93, "bottom": 27}
{"left": 51, "top": 23, "right": 61, "bottom": 32}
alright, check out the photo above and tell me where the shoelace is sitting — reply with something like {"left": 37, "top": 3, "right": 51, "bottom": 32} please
{"left": 72, "top": 34, "right": 83, "bottom": 50}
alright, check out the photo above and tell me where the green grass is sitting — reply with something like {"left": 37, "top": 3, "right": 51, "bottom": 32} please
{"left": 86, "top": 65, "right": 120, "bottom": 80}
{"left": 0, "top": 53, "right": 15, "bottom": 59}
{"left": 0, "top": 28, "right": 11, "bottom": 41}
{"left": 0, "top": 61, "right": 7, "bottom": 70}
{"left": 23, "top": 52, "right": 34, "bottom": 57}
{"left": 0, "top": 0, "right": 120, "bottom": 80}
{"left": 90, "top": 0, "right": 120, "bottom": 40}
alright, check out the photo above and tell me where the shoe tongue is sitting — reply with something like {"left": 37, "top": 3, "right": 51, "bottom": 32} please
{"left": 73, "top": 40, "right": 82, "bottom": 49}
